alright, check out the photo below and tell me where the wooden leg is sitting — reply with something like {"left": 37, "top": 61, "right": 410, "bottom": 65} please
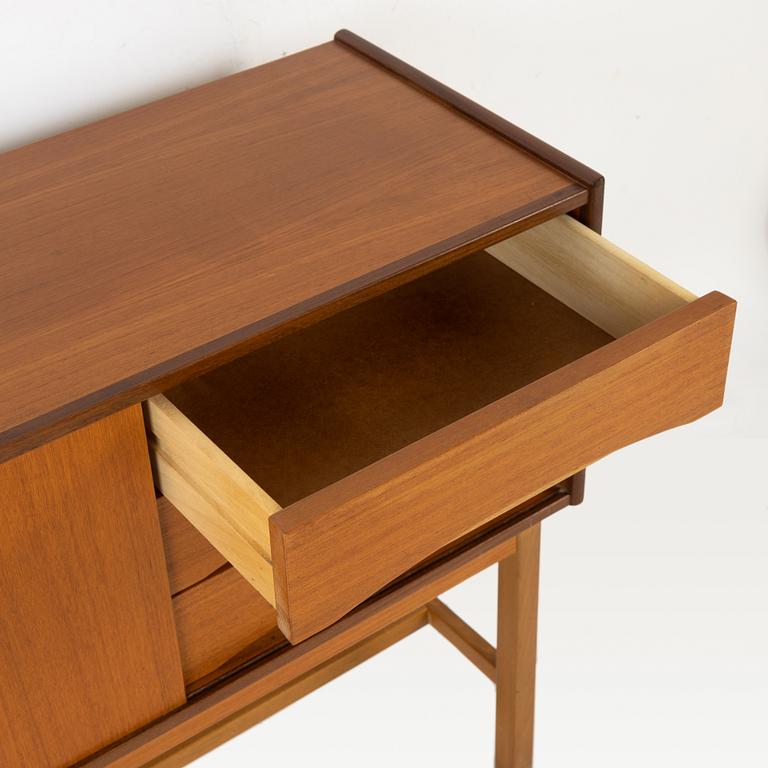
{"left": 494, "top": 524, "right": 541, "bottom": 768}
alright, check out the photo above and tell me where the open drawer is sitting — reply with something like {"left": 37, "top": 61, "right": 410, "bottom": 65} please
{"left": 145, "top": 215, "right": 735, "bottom": 643}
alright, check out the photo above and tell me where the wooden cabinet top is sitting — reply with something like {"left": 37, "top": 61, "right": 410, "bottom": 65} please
{"left": 0, "top": 30, "right": 600, "bottom": 462}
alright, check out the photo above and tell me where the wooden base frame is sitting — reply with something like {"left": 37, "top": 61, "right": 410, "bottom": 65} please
{"left": 83, "top": 474, "right": 583, "bottom": 768}
{"left": 428, "top": 524, "right": 541, "bottom": 768}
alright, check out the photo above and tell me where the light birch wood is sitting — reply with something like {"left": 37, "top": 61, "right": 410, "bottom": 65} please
{"left": 488, "top": 215, "right": 697, "bottom": 337}
{"left": 146, "top": 395, "right": 280, "bottom": 605}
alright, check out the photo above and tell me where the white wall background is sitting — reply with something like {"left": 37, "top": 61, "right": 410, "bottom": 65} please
{"left": 2, "top": 2, "right": 766, "bottom": 766}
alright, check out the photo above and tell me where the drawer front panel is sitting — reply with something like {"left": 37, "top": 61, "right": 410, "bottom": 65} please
{"left": 156, "top": 497, "right": 285, "bottom": 691}
{"left": 270, "top": 291, "right": 735, "bottom": 640}
{"left": 173, "top": 566, "right": 285, "bottom": 692}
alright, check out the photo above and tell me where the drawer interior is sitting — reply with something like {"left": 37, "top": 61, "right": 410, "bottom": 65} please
{"left": 156, "top": 215, "right": 694, "bottom": 509}
{"left": 146, "top": 214, "right": 699, "bottom": 633}
{"left": 162, "top": 250, "right": 613, "bottom": 507}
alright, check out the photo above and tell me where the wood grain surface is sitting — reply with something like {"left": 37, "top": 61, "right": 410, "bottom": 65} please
{"left": 81, "top": 489, "right": 572, "bottom": 768}
{"left": 157, "top": 496, "right": 228, "bottom": 594}
{"left": 158, "top": 253, "right": 609, "bottom": 625}
{"left": 172, "top": 567, "right": 284, "bottom": 692}
{"left": 0, "top": 37, "right": 584, "bottom": 463}
{"left": 136, "top": 608, "right": 429, "bottom": 768}
{"left": 0, "top": 406, "right": 185, "bottom": 768}
{"left": 334, "top": 29, "right": 605, "bottom": 232}
{"left": 270, "top": 291, "right": 735, "bottom": 641}
{"left": 488, "top": 215, "right": 696, "bottom": 336}
{"left": 147, "top": 395, "right": 278, "bottom": 604}
{"left": 495, "top": 526, "right": 541, "bottom": 768}
{"left": 427, "top": 599, "right": 497, "bottom": 682}
{"left": 164, "top": 253, "right": 610, "bottom": 509}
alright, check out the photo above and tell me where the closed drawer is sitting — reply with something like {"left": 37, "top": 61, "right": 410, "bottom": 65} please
{"left": 155, "top": 496, "right": 284, "bottom": 692}
{"left": 157, "top": 496, "right": 227, "bottom": 595}
{"left": 146, "top": 215, "right": 735, "bottom": 643}
{"left": 172, "top": 563, "right": 285, "bottom": 693}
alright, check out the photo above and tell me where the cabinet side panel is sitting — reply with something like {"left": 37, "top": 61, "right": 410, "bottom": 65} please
{"left": 0, "top": 405, "right": 185, "bottom": 767}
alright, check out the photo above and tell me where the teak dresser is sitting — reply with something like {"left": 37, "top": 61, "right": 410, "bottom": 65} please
{"left": 0, "top": 30, "right": 735, "bottom": 768}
